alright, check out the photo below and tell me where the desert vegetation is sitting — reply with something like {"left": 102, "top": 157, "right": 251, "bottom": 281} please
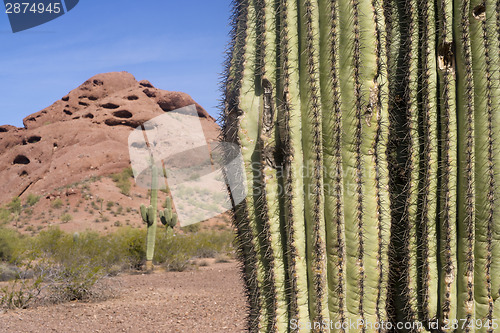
{"left": 0, "top": 225, "right": 234, "bottom": 310}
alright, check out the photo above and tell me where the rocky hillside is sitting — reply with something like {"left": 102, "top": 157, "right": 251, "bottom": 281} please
{"left": 0, "top": 72, "right": 226, "bottom": 234}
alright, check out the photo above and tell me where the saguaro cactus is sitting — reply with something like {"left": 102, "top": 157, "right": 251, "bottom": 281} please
{"left": 140, "top": 164, "right": 159, "bottom": 271}
{"left": 223, "top": 0, "right": 500, "bottom": 332}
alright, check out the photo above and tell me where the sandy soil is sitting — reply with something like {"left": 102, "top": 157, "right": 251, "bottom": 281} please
{"left": 0, "top": 261, "right": 247, "bottom": 333}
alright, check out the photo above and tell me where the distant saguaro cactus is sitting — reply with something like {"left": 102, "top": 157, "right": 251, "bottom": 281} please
{"left": 140, "top": 163, "right": 159, "bottom": 272}
{"left": 223, "top": 0, "right": 500, "bottom": 332}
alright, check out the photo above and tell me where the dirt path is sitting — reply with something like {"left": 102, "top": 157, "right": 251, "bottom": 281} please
{"left": 0, "top": 261, "right": 247, "bottom": 333}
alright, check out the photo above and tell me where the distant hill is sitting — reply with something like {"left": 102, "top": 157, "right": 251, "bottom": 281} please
{"left": 0, "top": 72, "right": 227, "bottom": 234}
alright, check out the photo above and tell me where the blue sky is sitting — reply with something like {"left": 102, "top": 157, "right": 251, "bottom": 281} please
{"left": 0, "top": 1, "right": 232, "bottom": 127}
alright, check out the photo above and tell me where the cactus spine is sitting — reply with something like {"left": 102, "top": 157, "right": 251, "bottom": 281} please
{"left": 224, "top": 0, "right": 500, "bottom": 332}
{"left": 140, "top": 163, "right": 159, "bottom": 271}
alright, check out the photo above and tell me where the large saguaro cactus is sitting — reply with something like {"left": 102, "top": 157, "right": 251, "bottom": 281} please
{"left": 223, "top": 0, "right": 500, "bottom": 332}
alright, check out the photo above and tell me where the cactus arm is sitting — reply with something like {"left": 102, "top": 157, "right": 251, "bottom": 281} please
{"left": 170, "top": 214, "right": 177, "bottom": 228}
{"left": 277, "top": 0, "right": 310, "bottom": 329}
{"left": 436, "top": 0, "right": 458, "bottom": 326}
{"left": 140, "top": 204, "right": 148, "bottom": 223}
{"left": 454, "top": 0, "right": 477, "bottom": 328}
{"left": 160, "top": 199, "right": 177, "bottom": 230}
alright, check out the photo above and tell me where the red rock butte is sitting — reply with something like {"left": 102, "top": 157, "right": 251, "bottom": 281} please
{"left": 0, "top": 72, "right": 220, "bottom": 205}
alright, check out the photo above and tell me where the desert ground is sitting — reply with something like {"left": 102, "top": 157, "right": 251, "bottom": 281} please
{"left": 0, "top": 260, "right": 246, "bottom": 333}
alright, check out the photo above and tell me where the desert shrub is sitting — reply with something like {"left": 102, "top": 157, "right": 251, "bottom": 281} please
{"left": 154, "top": 229, "right": 235, "bottom": 270}
{"left": 0, "top": 274, "right": 42, "bottom": 309}
{"left": 40, "top": 259, "right": 106, "bottom": 303}
{"left": 0, "top": 207, "right": 11, "bottom": 223}
{"left": 91, "top": 201, "right": 99, "bottom": 210}
{"left": 0, "top": 263, "right": 19, "bottom": 281}
{"left": 111, "top": 167, "right": 133, "bottom": 196}
{"left": 60, "top": 213, "right": 73, "bottom": 223}
{"left": 0, "top": 227, "right": 24, "bottom": 262}
{"left": 181, "top": 223, "right": 200, "bottom": 233}
{"left": 7, "top": 197, "right": 21, "bottom": 215}
{"left": 25, "top": 194, "right": 40, "bottom": 207}
{"left": 107, "top": 227, "right": 146, "bottom": 270}
{"left": 51, "top": 198, "right": 63, "bottom": 209}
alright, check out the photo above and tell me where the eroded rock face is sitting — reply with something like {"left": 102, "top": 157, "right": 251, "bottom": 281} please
{"left": 0, "top": 71, "right": 219, "bottom": 204}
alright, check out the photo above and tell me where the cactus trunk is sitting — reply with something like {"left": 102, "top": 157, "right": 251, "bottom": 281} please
{"left": 224, "top": 0, "right": 500, "bottom": 332}
{"left": 140, "top": 164, "right": 159, "bottom": 271}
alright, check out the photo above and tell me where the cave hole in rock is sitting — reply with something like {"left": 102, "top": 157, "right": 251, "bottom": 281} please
{"left": 88, "top": 96, "right": 98, "bottom": 101}
{"left": 143, "top": 89, "right": 156, "bottom": 98}
{"left": 64, "top": 110, "right": 73, "bottom": 115}
{"left": 20, "top": 170, "right": 28, "bottom": 177}
{"left": 62, "top": 96, "right": 70, "bottom": 101}
{"left": 13, "top": 155, "right": 30, "bottom": 165}
{"left": 101, "top": 103, "right": 120, "bottom": 109}
{"left": 83, "top": 113, "right": 94, "bottom": 119}
{"left": 79, "top": 101, "right": 89, "bottom": 107}
{"left": 113, "top": 110, "right": 133, "bottom": 119}
{"left": 127, "top": 95, "right": 139, "bottom": 100}
{"left": 0, "top": 127, "right": 7, "bottom": 133}
{"left": 25, "top": 136, "right": 41, "bottom": 144}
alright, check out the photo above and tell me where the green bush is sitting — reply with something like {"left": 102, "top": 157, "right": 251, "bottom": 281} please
{"left": 7, "top": 197, "right": 21, "bottom": 215}
{"left": 181, "top": 223, "right": 200, "bottom": 233}
{"left": 111, "top": 167, "right": 133, "bottom": 196}
{"left": 51, "top": 198, "right": 63, "bottom": 209}
{"left": 60, "top": 213, "right": 73, "bottom": 223}
{"left": 0, "top": 227, "right": 23, "bottom": 262}
{"left": 107, "top": 227, "right": 146, "bottom": 270}
{"left": 154, "top": 229, "right": 235, "bottom": 270}
{"left": 0, "top": 207, "right": 10, "bottom": 223}
{"left": 0, "top": 263, "right": 19, "bottom": 282}
{"left": 25, "top": 194, "right": 40, "bottom": 207}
